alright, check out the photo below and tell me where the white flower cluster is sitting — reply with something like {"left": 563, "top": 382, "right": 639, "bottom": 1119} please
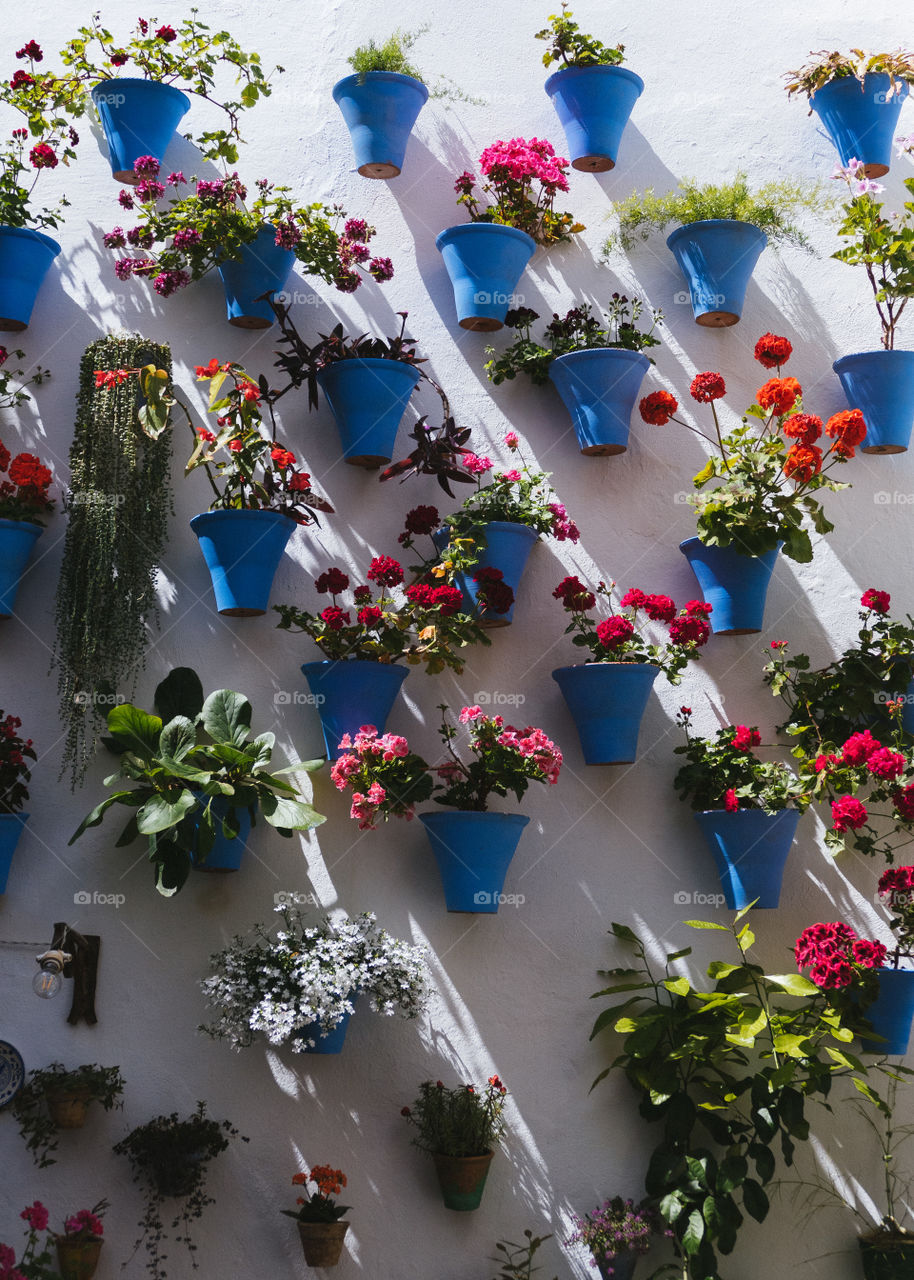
{"left": 199, "top": 907, "right": 427, "bottom": 1052}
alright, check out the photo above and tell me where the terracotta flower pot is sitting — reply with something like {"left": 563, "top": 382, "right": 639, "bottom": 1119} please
{"left": 47, "top": 1088, "right": 92, "bottom": 1129}
{"left": 56, "top": 1236, "right": 103, "bottom": 1280}
{"left": 296, "top": 1220, "right": 349, "bottom": 1267}
{"left": 431, "top": 1149, "right": 494, "bottom": 1211}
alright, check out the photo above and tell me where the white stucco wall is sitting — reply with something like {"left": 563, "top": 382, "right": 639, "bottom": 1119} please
{"left": 2, "top": 0, "right": 914, "bottom": 1276}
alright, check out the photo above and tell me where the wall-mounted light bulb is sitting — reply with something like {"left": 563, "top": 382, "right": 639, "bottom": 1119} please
{"left": 33, "top": 949, "right": 71, "bottom": 1000}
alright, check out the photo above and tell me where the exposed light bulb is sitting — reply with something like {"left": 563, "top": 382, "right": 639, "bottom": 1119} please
{"left": 33, "top": 949, "right": 71, "bottom": 1000}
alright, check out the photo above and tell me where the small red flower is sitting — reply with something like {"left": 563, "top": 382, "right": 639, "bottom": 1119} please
{"left": 595, "top": 615, "right": 635, "bottom": 650}
{"left": 731, "top": 725, "right": 761, "bottom": 752}
{"left": 825, "top": 408, "right": 867, "bottom": 449}
{"left": 783, "top": 443, "right": 822, "bottom": 483}
{"left": 315, "top": 568, "right": 349, "bottom": 595}
{"left": 757, "top": 377, "right": 801, "bottom": 416}
{"left": 861, "top": 588, "right": 891, "bottom": 615}
{"left": 639, "top": 390, "right": 678, "bottom": 425}
{"left": 724, "top": 788, "right": 739, "bottom": 812}
{"left": 155, "top": 24, "right": 177, "bottom": 40}
{"left": 367, "top": 555, "right": 404, "bottom": 588}
{"left": 754, "top": 333, "right": 793, "bottom": 369}
{"left": 831, "top": 795, "right": 868, "bottom": 833}
{"left": 689, "top": 372, "right": 726, "bottom": 403}
{"left": 782, "top": 413, "right": 822, "bottom": 445}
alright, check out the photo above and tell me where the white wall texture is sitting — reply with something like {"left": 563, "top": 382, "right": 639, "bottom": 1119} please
{"left": 2, "top": 0, "right": 914, "bottom": 1276}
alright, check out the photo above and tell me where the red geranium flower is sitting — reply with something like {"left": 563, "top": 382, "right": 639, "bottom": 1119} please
{"left": 643, "top": 594, "right": 676, "bottom": 624}
{"left": 315, "top": 568, "right": 349, "bottom": 595}
{"left": 861, "top": 588, "right": 891, "bottom": 615}
{"left": 783, "top": 443, "right": 822, "bottom": 483}
{"left": 595, "top": 616, "right": 635, "bottom": 649}
{"left": 639, "top": 390, "right": 678, "bottom": 425}
{"left": 754, "top": 333, "right": 793, "bottom": 369}
{"left": 782, "top": 413, "right": 822, "bottom": 445}
{"left": 731, "top": 725, "right": 761, "bottom": 752}
{"left": 320, "top": 606, "right": 350, "bottom": 631}
{"left": 757, "top": 377, "right": 801, "bottom": 415}
{"left": 825, "top": 408, "right": 867, "bottom": 449}
{"left": 831, "top": 795, "right": 868, "bottom": 833}
{"left": 367, "top": 555, "right": 404, "bottom": 588}
{"left": 689, "top": 372, "right": 726, "bottom": 403}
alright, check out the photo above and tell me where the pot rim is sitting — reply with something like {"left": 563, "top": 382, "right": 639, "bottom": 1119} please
{"left": 833, "top": 349, "right": 914, "bottom": 369}
{"left": 550, "top": 346, "right": 651, "bottom": 368}
{"left": 666, "top": 217, "right": 767, "bottom": 246}
{"left": 0, "top": 224, "right": 62, "bottom": 253}
{"left": 333, "top": 70, "right": 429, "bottom": 100}
{"left": 90, "top": 76, "right": 191, "bottom": 108}
{"left": 190, "top": 507, "right": 296, "bottom": 527}
{"left": 545, "top": 63, "right": 644, "bottom": 93}
{"left": 435, "top": 222, "right": 537, "bottom": 251}
{"left": 419, "top": 810, "right": 529, "bottom": 827}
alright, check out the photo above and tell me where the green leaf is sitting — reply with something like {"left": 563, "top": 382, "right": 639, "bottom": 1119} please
{"left": 154, "top": 667, "right": 204, "bottom": 723}
{"left": 767, "top": 973, "right": 820, "bottom": 996}
{"left": 259, "top": 791, "right": 326, "bottom": 831}
{"left": 106, "top": 704, "right": 163, "bottom": 756}
{"left": 136, "top": 789, "right": 198, "bottom": 835}
{"left": 664, "top": 977, "right": 692, "bottom": 997}
{"left": 154, "top": 839, "right": 192, "bottom": 898}
{"left": 666, "top": 947, "right": 693, "bottom": 963}
{"left": 742, "top": 1179, "right": 769, "bottom": 1223}
{"left": 686, "top": 920, "right": 730, "bottom": 931}
{"left": 69, "top": 790, "right": 139, "bottom": 843}
{"left": 682, "top": 1210, "right": 705, "bottom": 1254}
{"left": 610, "top": 922, "right": 640, "bottom": 942}
{"left": 159, "top": 716, "right": 197, "bottom": 762}
{"left": 200, "top": 688, "right": 252, "bottom": 746}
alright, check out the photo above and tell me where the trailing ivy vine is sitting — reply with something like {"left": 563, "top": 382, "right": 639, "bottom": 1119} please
{"left": 54, "top": 334, "right": 174, "bottom": 786}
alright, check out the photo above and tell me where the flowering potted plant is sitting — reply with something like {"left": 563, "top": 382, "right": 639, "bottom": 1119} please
{"left": 785, "top": 50, "right": 914, "bottom": 176}
{"left": 330, "top": 706, "right": 562, "bottom": 911}
{"left": 401, "top": 1076, "right": 509, "bottom": 1211}
{"left": 829, "top": 152, "right": 914, "bottom": 451}
{"left": 0, "top": 42, "right": 80, "bottom": 327}
{"left": 59, "top": 13, "right": 280, "bottom": 181}
{"left": 404, "top": 443, "right": 579, "bottom": 627}
{"left": 113, "top": 1103, "right": 246, "bottom": 1280}
{"left": 438, "top": 138, "right": 583, "bottom": 330}
{"left": 199, "top": 907, "right": 427, "bottom": 1053}
{"left": 105, "top": 165, "right": 394, "bottom": 326}
{"left": 0, "top": 422, "right": 54, "bottom": 618}
{"left": 484, "top": 299, "right": 662, "bottom": 455}
{"left": 673, "top": 709, "right": 810, "bottom": 908}
{"left": 536, "top": 4, "right": 640, "bottom": 173}
{"left": 55, "top": 1202, "right": 107, "bottom": 1280}
{"left": 565, "top": 1197, "right": 666, "bottom": 1280}
{"left": 282, "top": 1165, "right": 351, "bottom": 1267}
{"left": 69, "top": 665, "right": 325, "bottom": 894}
{"left": 640, "top": 335, "right": 865, "bottom": 632}
{"left": 12, "top": 1062, "right": 124, "bottom": 1167}
{"left": 187, "top": 359, "right": 332, "bottom": 615}
{"left": 605, "top": 175, "right": 818, "bottom": 324}
{"left": 551, "top": 581, "right": 711, "bottom": 765}
{"left": 1, "top": 1203, "right": 61, "bottom": 1280}
{"left": 0, "top": 710, "right": 35, "bottom": 892}
{"left": 275, "top": 552, "right": 490, "bottom": 756}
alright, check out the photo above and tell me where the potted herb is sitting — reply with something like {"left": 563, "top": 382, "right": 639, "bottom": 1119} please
{"left": 105, "top": 165, "right": 394, "bottom": 326}
{"left": 551, "top": 581, "right": 711, "bottom": 765}
{"left": 275, "top": 548, "right": 491, "bottom": 756}
{"left": 59, "top": 13, "right": 280, "bottom": 182}
{"left": 402, "top": 1076, "right": 509, "bottom": 1211}
{"left": 55, "top": 1202, "right": 107, "bottom": 1280}
{"left": 785, "top": 50, "right": 914, "bottom": 177}
{"left": 0, "top": 710, "right": 35, "bottom": 891}
{"left": 403, "top": 442, "right": 579, "bottom": 627}
{"left": 334, "top": 29, "right": 430, "bottom": 178}
{"left": 200, "top": 907, "right": 427, "bottom": 1053}
{"left": 565, "top": 1197, "right": 666, "bottom": 1280}
{"left": 69, "top": 665, "right": 325, "bottom": 895}
{"left": 830, "top": 152, "right": 914, "bottom": 451}
{"left": 673, "top": 709, "right": 810, "bottom": 909}
{"left": 12, "top": 1062, "right": 124, "bottom": 1167}
{"left": 485, "top": 299, "right": 661, "bottom": 455}
{"left": 536, "top": 4, "right": 640, "bottom": 173}
{"left": 330, "top": 707, "right": 562, "bottom": 912}
{"left": 113, "top": 1102, "right": 246, "bottom": 1279}
{"left": 187, "top": 359, "right": 333, "bottom": 615}
{"left": 438, "top": 139, "right": 583, "bottom": 330}
{"left": 605, "top": 174, "right": 819, "bottom": 324}
{"left": 491, "top": 1230, "right": 557, "bottom": 1280}
{"left": 282, "top": 1165, "right": 351, "bottom": 1267}
{"left": 639, "top": 334, "right": 865, "bottom": 632}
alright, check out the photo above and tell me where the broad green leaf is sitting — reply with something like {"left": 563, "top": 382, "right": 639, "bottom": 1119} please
{"left": 260, "top": 791, "right": 326, "bottom": 831}
{"left": 159, "top": 716, "right": 197, "bottom": 762}
{"left": 742, "top": 1179, "right": 769, "bottom": 1223}
{"left": 107, "top": 704, "right": 162, "bottom": 756}
{"left": 610, "top": 921, "right": 640, "bottom": 942}
{"left": 682, "top": 1210, "right": 705, "bottom": 1254}
{"left": 200, "top": 688, "right": 252, "bottom": 746}
{"left": 768, "top": 973, "right": 820, "bottom": 996}
{"left": 664, "top": 977, "right": 691, "bottom": 997}
{"left": 136, "top": 789, "right": 198, "bottom": 835}
{"left": 69, "top": 790, "right": 139, "bottom": 842}
{"left": 686, "top": 920, "right": 730, "bottom": 931}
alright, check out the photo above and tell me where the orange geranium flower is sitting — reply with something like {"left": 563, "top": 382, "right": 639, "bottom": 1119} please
{"left": 783, "top": 443, "right": 823, "bottom": 482}
{"left": 825, "top": 408, "right": 867, "bottom": 449}
{"left": 781, "top": 413, "right": 822, "bottom": 445}
{"left": 291, "top": 1172, "right": 308, "bottom": 1186}
{"left": 756, "top": 377, "right": 801, "bottom": 416}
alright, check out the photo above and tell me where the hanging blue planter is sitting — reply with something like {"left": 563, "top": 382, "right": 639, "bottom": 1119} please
{"left": 902, "top": 679, "right": 914, "bottom": 737}
{"left": 0, "top": 226, "right": 61, "bottom": 332}
{"left": 0, "top": 813, "right": 28, "bottom": 893}
{"left": 293, "top": 1007, "right": 354, "bottom": 1055}
{"left": 301, "top": 660, "right": 409, "bottom": 758}
{"left": 436, "top": 223, "right": 536, "bottom": 331}
{"left": 0, "top": 520, "right": 43, "bottom": 618}
{"left": 192, "top": 800, "right": 253, "bottom": 873}
{"left": 544, "top": 65, "right": 644, "bottom": 172}
{"left": 551, "top": 663, "right": 659, "bottom": 764}
{"left": 666, "top": 219, "right": 767, "bottom": 327}
{"left": 548, "top": 348, "right": 650, "bottom": 455}
{"left": 419, "top": 811, "right": 529, "bottom": 913}
{"left": 434, "top": 521, "right": 538, "bottom": 627}
{"left": 596, "top": 1254, "right": 638, "bottom": 1280}
{"left": 680, "top": 537, "right": 781, "bottom": 635}
{"left": 216, "top": 226, "right": 295, "bottom": 328}
{"left": 190, "top": 509, "right": 296, "bottom": 616}
{"left": 315, "top": 358, "right": 421, "bottom": 467}
{"left": 91, "top": 77, "right": 190, "bottom": 183}
{"left": 810, "top": 74, "right": 908, "bottom": 178}
{"left": 833, "top": 350, "right": 914, "bottom": 454}
{"left": 860, "top": 968, "right": 914, "bottom": 1055}
{"left": 693, "top": 808, "right": 800, "bottom": 909}
{"left": 332, "top": 71, "right": 429, "bottom": 178}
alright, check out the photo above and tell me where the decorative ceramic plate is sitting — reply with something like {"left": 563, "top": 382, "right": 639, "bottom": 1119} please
{"left": 0, "top": 1040, "right": 24, "bottom": 1107}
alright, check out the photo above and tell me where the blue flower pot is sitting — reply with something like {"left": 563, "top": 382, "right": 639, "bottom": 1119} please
{"left": 903, "top": 679, "right": 914, "bottom": 737}
{"left": 192, "top": 800, "right": 253, "bottom": 873}
{"left": 0, "top": 813, "right": 28, "bottom": 893}
{"left": 301, "top": 660, "right": 409, "bottom": 758}
{"left": 91, "top": 77, "right": 190, "bottom": 183}
{"left": 332, "top": 71, "right": 429, "bottom": 178}
{"left": 551, "top": 663, "right": 660, "bottom": 764}
{"left": 810, "top": 73, "right": 908, "bottom": 178}
{"left": 548, "top": 348, "right": 650, "bottom": 455}
{"left": 861, "top": 968, "right": 914, "bottom": 1055}
{"left": 0, "top": 226, "right": 61, "bottom": 332}
{"left": 544, "top": 65, "right": 644, "bottom": 172}
{"left": 419, "top": 811, "right": 529, "bottom": 913}
{"left": 435, "top": 223, "right": 536, "bottom": 331}
{"left": 190, "top": 509, "right": 296, "bottom": 616}
{"left": 666, "top": 219, "right": 767, "bottom": 327}
{"left": 434, "top": 520, "right": 538, "bottom": 627}
{"left": 680, "top": 537, "right": 781, "bottom": 635}
{"left": 293, "top": 1007, "right": 354, "bottom": 1054}
{"left": 0, "top": 520, "right": 42, "bottom": 618}
{"left": 833, "top": 350, "right": 914, "bottom": 455}
{"left": 216, "top": 225, "right": 295, "bottom": 329}
{"left": 596, "top": 1253, "right": 638, "bottom": 1280}
{"left": 694, "top": 808, "right": 800, "bottom": 909}
{"left": 315, "top": 358, "right": 421, "bottom": 468}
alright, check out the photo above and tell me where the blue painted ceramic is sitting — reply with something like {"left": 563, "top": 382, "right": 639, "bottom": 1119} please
{"left": 420, "top": 811, "right": 529, "bottom": 912}
{"left": 666, "top": 219, "right": 767, "bottom": 326}
{"left": 435, "top": 223, "right": 536, "bottom": 331}
{"left": 332, "top": 71, "right": 429, "bottom": 177}
{"left": 190, "top": 509, "right": 295, "bottom": 616}
{"left": 548, "top": 348, "right": 650, "bottom": 455}
{"left": 545, "top": 64, "right": 644, "bottom": 171}
{"left": 551, "top": 663, "right": 660, "bottom": 764}
{"left": 301, "top": 660, "right": 409, "bottom": 758}
{"left": 680, "top": 537, "right": 782, "bottom": 635}
{"left": 694, "top": 808, "right": 800, "bottom": 909}
{"left": 91, "top": 77, "right": 190, "bottom": 182}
